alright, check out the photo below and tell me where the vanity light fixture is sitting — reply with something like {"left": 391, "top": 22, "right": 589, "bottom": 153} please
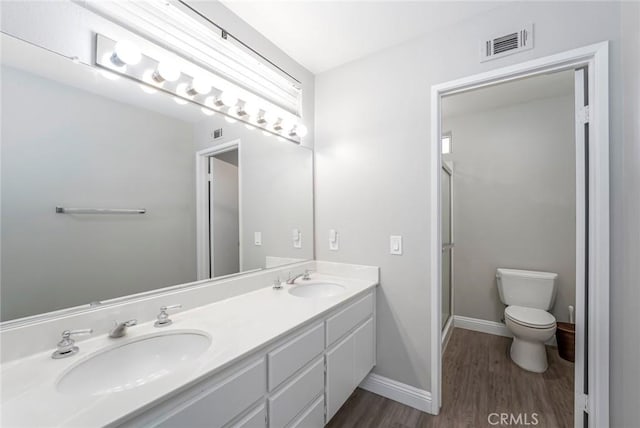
{"left": 152, "top": 61, "right": 181, "bottom": 83}
{"left": 110, "top": 40, "right": 141, "bottom": 67}
{"left": 94, "top": 34, "right": 308, "bottom": 144}
{"left": 83, "top": 0, "right": 302, "bottom": 115}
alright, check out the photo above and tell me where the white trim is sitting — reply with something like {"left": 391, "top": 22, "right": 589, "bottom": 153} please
{"left": 359, "top": 373, "right": 432, "bottom": 414}
{"left": 453, "top": 315, "right": 512, "bottom": 338}
{"left": 429, "top": 42, "right": 610, "bottom": 426}
{"left": 196, "top": 140, "right": 242, "bottom": 280}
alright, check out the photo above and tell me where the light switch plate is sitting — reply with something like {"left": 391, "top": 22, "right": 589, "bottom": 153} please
{"left": 390, "top": 235, "right": 402, "bottom": 255}
{"left": 329, "top": 229, "right": 339, "bottom": 251}
{"left": 292, "top": 229, "right": 302, "bottom": 248}
{"left": 254, "top": 232, "right": 262, "bottom": 246}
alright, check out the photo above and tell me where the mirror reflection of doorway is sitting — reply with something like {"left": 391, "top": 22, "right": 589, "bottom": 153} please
{"left": 209, "top": 149, "right": 240, "bottom": 278}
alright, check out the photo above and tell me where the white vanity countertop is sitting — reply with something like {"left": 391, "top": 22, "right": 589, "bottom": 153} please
{"left": 0, "top": 272, "right": 377, "bottom": 427}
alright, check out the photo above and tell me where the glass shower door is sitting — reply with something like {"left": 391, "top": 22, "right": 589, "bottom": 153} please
{"left": 441, "top": 165, "right": 453, "bottom": 330}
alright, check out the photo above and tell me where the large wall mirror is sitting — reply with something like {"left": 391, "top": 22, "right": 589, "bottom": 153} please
{"left": 0, "top": 33, "right": 314, "bottom": 322}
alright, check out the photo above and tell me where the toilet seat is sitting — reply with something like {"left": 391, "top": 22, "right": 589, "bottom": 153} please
{"left": 505, "top": 305, "right": 556, "bottom": 329}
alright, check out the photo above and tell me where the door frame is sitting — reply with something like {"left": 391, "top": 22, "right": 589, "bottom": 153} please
{"left": 429, "top": 42, "right": 609, "bottom": 428}
{"left": 196, "top": 139, "right": 242, "bottom": 280}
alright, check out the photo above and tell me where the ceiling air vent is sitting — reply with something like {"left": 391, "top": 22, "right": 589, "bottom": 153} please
{"left": 481, "top": 24, "right": 533, "bottom": 62}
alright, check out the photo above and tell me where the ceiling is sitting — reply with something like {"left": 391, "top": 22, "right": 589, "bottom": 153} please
{"left": 219, "top": 1, "right": 504, "bottom": 74}
{"left": 442, "top": 69, "right": 575, "bottom": 118}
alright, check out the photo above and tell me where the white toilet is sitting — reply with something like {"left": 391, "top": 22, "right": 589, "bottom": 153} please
{"left": 496, "top": 268, "right": 558, "bottom": 373}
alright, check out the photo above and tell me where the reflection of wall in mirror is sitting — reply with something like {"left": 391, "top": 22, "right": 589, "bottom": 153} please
{"left": 193, "top": 117, "right": 314, "bottom": 272}
{"left": 0, "top": 66, "right": 197, "bottom": 320}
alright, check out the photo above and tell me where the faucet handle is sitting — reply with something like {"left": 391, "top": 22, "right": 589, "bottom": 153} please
{"left": 155, "top": 304, "right": 182, "bottom": 327}
{"left": 273, "top": 276, "right": 283, "bottom": 290}
{"left": 52, "top": 328, "right": 93, "bottom": 359}
{"left": 303, "top": 269, "right": 313, "bottom": 280}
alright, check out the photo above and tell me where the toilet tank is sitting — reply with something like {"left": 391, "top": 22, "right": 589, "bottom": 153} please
{"left": 496, "top": 268, "right": 558, "bottom": 310}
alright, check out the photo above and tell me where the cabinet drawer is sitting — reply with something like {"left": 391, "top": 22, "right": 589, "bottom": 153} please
{"left": 326, "top": 293, "right": 373, "bottom": 346}
{"left": 268, "top": 358, "right": 324, "bottom": 428}
{"left": 268, "top": 322, "right": 324, "bottom": 391}
{"left": 289, "top": 395, "right": 324, "bottom": 428}
{"left": 157, "top": 358, "right": 266, "bottom": 428}
{"left": 228, "top": 403, "right": 266, "bottom": 428}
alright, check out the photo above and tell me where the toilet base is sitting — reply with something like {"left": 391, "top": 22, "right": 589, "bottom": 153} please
{"left": 510, "top": 337, "right": 548, "bottom": 373}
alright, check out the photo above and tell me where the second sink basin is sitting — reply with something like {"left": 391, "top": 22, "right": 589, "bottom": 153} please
{"left": 289, "top": 282, "right": 346, "bottom": 298}
{"left": 56, "top": 330, "right": 211, "bottom": 396}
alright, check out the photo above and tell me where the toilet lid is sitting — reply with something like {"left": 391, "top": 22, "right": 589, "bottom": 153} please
{"left": 505, "top": 305, "right": 556, "bottom": 329}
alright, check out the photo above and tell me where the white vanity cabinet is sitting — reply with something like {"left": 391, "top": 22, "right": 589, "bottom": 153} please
{"left": 118, "top": 289, "right": 375, "bottom": 428}
{"left": 325, "top": 295, "right": 375, "bottom": 422}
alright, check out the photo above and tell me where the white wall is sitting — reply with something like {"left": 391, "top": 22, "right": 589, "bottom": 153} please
{"left": 443, "top": 94, "right": 576, "bottom": 323}
{"left": 1, "top": 66, "right": 196, "bottom": 320}
{"left": 315, "top": 2, "right": 626, "bottom": 397}
{"left": 192, "top": 117, "right": 315, "bottom": 271}
{"left": 611, "top": 2, "right": 640, "bottom": 426}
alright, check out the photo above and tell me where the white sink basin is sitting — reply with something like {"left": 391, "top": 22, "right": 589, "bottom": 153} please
{"left": 289, "top": 282, "right": 346, "bottom": 298}
{"left": 57, "top": 330, "right": 211, "bottom": 396}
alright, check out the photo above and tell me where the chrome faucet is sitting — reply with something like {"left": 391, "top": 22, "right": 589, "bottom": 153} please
{"left": 154, "top": 304, "right": 182, "bottom": 327}
{"left": 109, "top": 319, "right": 137, "bottom": 338}
{"left": 286, "top": 270, "right": 312, "bottom": 284}
{"left": 51, "top": 328, "right": 93, "bottom": 359}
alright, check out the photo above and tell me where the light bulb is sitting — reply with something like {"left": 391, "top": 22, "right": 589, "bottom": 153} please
{"left": 201, "top": 107, "right": 215, "bottom": 116}
{"left": 153, "top": 61, "right": 181, "bottom": 83}
{"left": 186, "top": 76, "right": 210, "bottom": 96}
{"left": 203, "top": 96, "right": 216, "bottom": 108}
{"left": 111, "top": 40, "right": 141, "bottom": 67}
{"left": 242, "top": 102, "right": 259, "bottom": 118}
{"left": 263, "top": 111, "right": 278, "bottom": 124}
{"left": 297, "top": 124, "right": 308, "bottom": 138}
{"left": 219, "top": 90, "right": 237, "bottom": 107}
{"left": 227, "top": 105, "right": 239, "bottom": 117}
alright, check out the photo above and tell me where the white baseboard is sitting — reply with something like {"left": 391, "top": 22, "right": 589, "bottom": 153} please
{"left": 453, "top": 315, "right": 512, "bottom": 337}
{"left": 453, "top": 315, "right": 557, "bottom": 346}
{"left": 359, "top": 373, "right": 433, "bottom": 414}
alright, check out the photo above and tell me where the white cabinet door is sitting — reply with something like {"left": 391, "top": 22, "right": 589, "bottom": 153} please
{"left": 325, "top": 316, "right": 375, "bottom": 423}
{"left": 325, "top": 333, "right": 355, "bottom": 422}
{"left": 353, "top": 317, "right": 375, "bottom": 386}
{"left": 268, "top": 358, "right": 324, "bottom": 428}
{"left": 155, "top": 358, "right": 266, "bottom": 428}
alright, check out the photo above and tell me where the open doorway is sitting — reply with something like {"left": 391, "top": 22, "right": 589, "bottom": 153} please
{"left": 209, "top": 149, "right": 240, "bottom": 277}
{"left": 440, "top": 69, "right": 576, "bottom": 426}
{"left": 196, "top": 140, "right": 242, "bottom": 280}
{"left": 430, "top": 43, "right": 610, "bottom": 428}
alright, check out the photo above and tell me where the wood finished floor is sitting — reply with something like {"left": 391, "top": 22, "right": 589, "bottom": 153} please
{"left": 327, "top": 328, "right": 574, "bottom": 428}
